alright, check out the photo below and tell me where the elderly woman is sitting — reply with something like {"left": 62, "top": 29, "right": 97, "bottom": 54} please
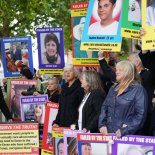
{"left": 42, "top": 33, "right": 61, "bottom": 64}
{"left": 77, "top": 70, "right": 106, "bottom": 133}
{"left": 53, "top": 64, "right": 84, "bottom": 127}
{"left": 99, "top": 60, "right": 148, "bottom": 138}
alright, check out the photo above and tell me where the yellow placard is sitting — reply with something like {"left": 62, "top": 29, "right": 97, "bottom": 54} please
{"left": 80, "top": 42, "right": 121, "bottom": 52}
{"left": 41, "top": 149, "right": 53, "bottom": 155}
{"left": 73, "top": 58, "right": 99, "bottom": 65}
{"left": 0, "top": 123, "right": 39, "bottom": 154}
{"left": 121, "top": 28, "right": 140, "bottom": 40}
{"left": 38, "top": 69, "right": 64, "bottom": 75}
{"left": 71, "top": 9, "right": 87, "bottom": 17}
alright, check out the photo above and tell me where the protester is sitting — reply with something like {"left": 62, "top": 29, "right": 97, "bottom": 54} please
{"left": 99, "top": 51, "right": 154, "bottom": 135}
{"left": 98, "top": 51, "right": 116, "bottom": 93}
{"left": 99, "top": 60, "right": 148, "bottom": 138}
{"left": 53, "top": 64, "right": 84, "bottom": 127}
{"left": 46, "top": 77, "right": 60, "bottom": 103}
{"left": 77, "top": 70, "right": 106, "bottom": 133}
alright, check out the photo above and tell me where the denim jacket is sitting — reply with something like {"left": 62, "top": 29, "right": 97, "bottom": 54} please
{"left": 98, "top": 83, "right": 148, "bottom": 136}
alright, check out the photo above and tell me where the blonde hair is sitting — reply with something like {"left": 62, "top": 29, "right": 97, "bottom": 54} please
{"left": 115, "top": 60, "right": 140, "bottom": 91}
{"left": 82, "top": 70, "right": 105, "bottom": 95}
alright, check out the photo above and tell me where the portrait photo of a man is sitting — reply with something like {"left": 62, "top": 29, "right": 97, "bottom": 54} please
{"left": 88, "top": 0, "right": 119, "bottom": 35}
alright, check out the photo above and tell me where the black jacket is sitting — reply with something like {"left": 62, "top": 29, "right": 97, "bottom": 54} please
{"left": 139, "top": 51, "right": 155, "bottom": 76}
{"left": 81, "top": 89, "right": 105, "bottom": 133}
{"left": 54, "top": 79, "right": 84, "bottom": 127}
{"left": 47, "top": 90, "right": 60, "bottom": 103}
{"left": 99, "top": 58, "right": 116, "bottom": 93}
{"left": 99, "top": 58, "right": 116, "bottom": 82}
{"left": 0, "top": 86, "right": 12, "bottom": 120}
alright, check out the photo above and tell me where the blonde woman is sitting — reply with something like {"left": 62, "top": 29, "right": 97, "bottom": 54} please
{"left": 99, "top": 60, "right": 148, "bottom": 138}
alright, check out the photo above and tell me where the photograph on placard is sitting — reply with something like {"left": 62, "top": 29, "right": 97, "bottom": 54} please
{"left": 37, "top": 27, "right": 65, "bottom": 69}
{"left": 1, "top": 36, "right": 33, "bottom": 77}
{"left": 80, "top": 0, "right": 122, "bottom": 52}
{"left": 117, "top": 144, "right": 153, "bottom": 155}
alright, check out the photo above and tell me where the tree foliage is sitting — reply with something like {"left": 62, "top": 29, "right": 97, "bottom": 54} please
{"left": 0, "top": 0, "right": 85, "bottom": 52}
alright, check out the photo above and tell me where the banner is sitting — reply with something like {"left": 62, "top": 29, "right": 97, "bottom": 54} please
{"left": 0, "top": 122, "right": 39, "bottom": 155}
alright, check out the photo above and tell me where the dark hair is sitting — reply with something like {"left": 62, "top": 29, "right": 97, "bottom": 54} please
{"left": 57, "top": 138, "right": 64, "bottom": 152}
{"left": 81, "top": 143, "right": 91, "bottom": 147}
{"left": 98, "top": 0, "right": 117, "bottom": 5}
{"left": 20, "top": 65, "right": 33, "bottom": 79}
{"left": 44, "top": 33, "right": 60, "bottom": 55}
{"left": 82, "top": 70, "right": 106, "bottom": 95}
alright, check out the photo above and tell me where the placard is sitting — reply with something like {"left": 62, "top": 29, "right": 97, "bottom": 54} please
{"left": 0, "top": 122, "right": 39, "bottom": 155}
{"left": 41, "top": 102, "right": 59, "bottom": 155}
{"left": 71, "top": 2, "right": 99, "bottom": 66}
{"left": 37, "top": 27, "right": 65, "bottom": 70}
{"left": 121, "top": 0, "right": 141, "bottom": 39}
{"left": 1, "top": 36, "right": 34, "bottom": 77}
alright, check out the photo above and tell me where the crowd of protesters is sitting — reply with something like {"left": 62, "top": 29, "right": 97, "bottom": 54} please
{"left": 0, "top": 48, "right": 155, "bottom": 139}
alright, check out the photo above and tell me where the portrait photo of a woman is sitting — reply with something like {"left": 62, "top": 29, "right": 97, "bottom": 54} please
{"left": 41, "top": 33, "right": 61, "bottom": 64}
{"left": 34, "top": 104, "right": 45, "bottom": 124}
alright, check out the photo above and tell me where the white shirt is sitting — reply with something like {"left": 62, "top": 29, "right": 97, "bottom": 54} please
{"left": 146, "top": 2, "right": 155, "bottom": 26}
{"left": 88, "top": 21, "right": 119, "bottom": 35}
{"left": 78, "top": 93, "right": 91, "bottom": 130}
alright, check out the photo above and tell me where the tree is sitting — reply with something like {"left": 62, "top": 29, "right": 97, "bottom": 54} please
{"left": 0, "top": 0, "right": 86, "bottom": 53}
